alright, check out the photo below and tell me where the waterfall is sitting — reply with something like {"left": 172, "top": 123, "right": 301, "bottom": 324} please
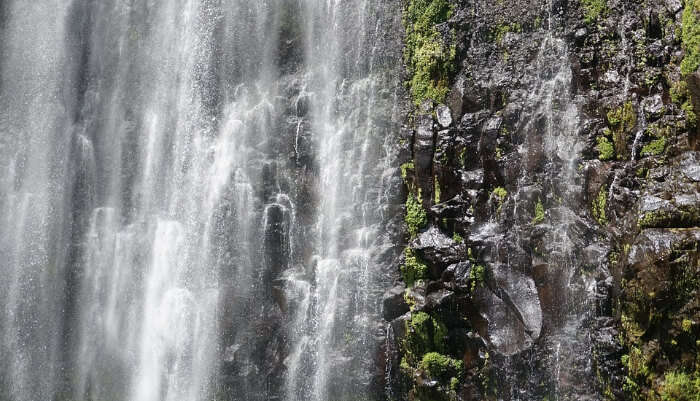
{"left": 484, "top": 9, "right": 603, "bottom": 398}
{"left": 0, "top": 1, "right": 402, "bottom": 401}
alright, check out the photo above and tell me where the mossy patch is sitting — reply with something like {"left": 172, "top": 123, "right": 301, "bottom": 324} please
{"left": 532, "top": 197, "right": 545, "bottom": 224}
{"left": 403, "top": 311, "right": 448, "bottom": 360}
{"left": 492, "top": 23, "right": 522, "bottom": 43}
{"left": 419, "top": 352, "right": 464, "bottom": 382}
{"left": 660, "top": 371, "right": 699, "bottom": 401}
{"left": 681, "top": 0, "right": 700, "bottom": 76}
{"left": 469, "top": 264, "right": 486, "bottom": 292}
{"left": 581, "top": 0, "right": 608, "bottom": 24}
{"left": 406, "top": 190, "right": 427, "bottom": 238}
{"left": 592, "top": 185, "right": 607, "bottom": 226}
{"left": 403, "top": 0, "right": 455, "bottom": 105}
{"left": 402, "top": 247, "right": 428, "bottom": 287}
{"left": 607, "top": 102, "right": 636, "bottom": 160}
{"left": 596, "top": 135, "right": 615, "bottom": 160}
{"left": 641, "top": 136, "right": 666, "bottom": 157}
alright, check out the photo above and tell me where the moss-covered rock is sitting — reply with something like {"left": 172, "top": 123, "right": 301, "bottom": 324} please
{"left": 403, "top": 0, "right": 455, "bottom": 105}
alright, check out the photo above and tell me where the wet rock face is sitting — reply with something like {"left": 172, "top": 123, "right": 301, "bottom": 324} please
{"left": 388, "top": 0, "right": 699, "bottom": 400}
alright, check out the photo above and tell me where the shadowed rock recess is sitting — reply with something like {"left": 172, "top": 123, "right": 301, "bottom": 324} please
{"left": 0, "top": 0, "right": 698, "bottom": 401}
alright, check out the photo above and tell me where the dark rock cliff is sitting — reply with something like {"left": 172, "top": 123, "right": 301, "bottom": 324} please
{"left": 387, "top": 0, "right": 700, "bottom": 400}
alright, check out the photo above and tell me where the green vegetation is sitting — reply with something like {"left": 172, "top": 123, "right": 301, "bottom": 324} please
{"left": 660, "top": 371, "right": 698, "bottom": 401}
{"left": 607, "top": 102, "right": 636, "bottom": 160}
{"left": 401, "top": 161, "right": 415, "bottom": 179}
{"left": 683, "top": 319, "right": 693, "bottom": 332}
{"left": 532, "top": 197, "right": 545, "bottom": 225}
{"left": 641, "top": 136, "right": 666, "bottom": 157}
{"left": 404, "top": 311, "right": 448, "bottom": 358}
{"left": 402, "top": 247, "right": 428, "bottom": 287}
{"left": 581, "top": 0, "right": 608, "bottom": 24}
{"left": 401, "top": 311, "right": 463, "bottom": 395}
{"left": 452, "top": 232, "right": 463, "bottom": 243}
{"left": 638, "top": 204, "right": 700, "bottom": 228}
{"left": 681, "top": 0, "right": 700, "bottom": 75}
{"left": 406, "top": 190, "right": 427, "bottom": 238}
{"left": 492, "top": 23, "right": 522, "bottom": 43}
{"left": 491, "top": 187, "right": 508, "bottom": 212}
{"left": 592, "top": 185, "right": 607, "bottom": 226}
{"left": 403, "top": 0, "right": 455, "bottom": 105}
{"left": 492, "top": 187, "right": 507, "bottom": 200}
{"left": 596, "top": 135, "right": 615, "bottom": 160}
{"left": 469, "top": 264, "right": 486, "bottom": 292}
{"left": 434, "top": 177, "right": 441, "bottom": 203}
{"left": 419, "top": 352, "right": 464, "bottom": 381}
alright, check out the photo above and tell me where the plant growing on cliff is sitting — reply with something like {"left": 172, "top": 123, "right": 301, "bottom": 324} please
{"left": 469, "top": 264, "right": 486, "bottom": 292}
{"left": 592, "top": 186, "right": 607, "bottom": 226}
{"left": 402, "top": 247, "right": 428, "bottom": 287}
{"left": 641, "top": 136, "right": 666, "bottom": 157}
{"left": 403, "top": 0, "right": 455, "bottom": 105}
{"left": 532, "top": 197, "right": 545, "bottom": 224}
{"left": 596, "top": 135, "right": 615, "bottom": 160}
{"left": 660, "top": 371, "right": 699, "bottom": 401}
{"left": 607, "top": 102, "right": 636, "bottom": 160}
{"left": 401, "top": 161, "right": 415, "bottom": 180}
{"left": 419, "top": 352, "right": 464, "bottom": 382}
{"left": 404, "top": 311, "right": 448, "bottom": 359}
{"left": 406, "top": 190, "right": 427, "bottom": 238}
{"left": 681, "top": 0, "right": 700, "bottom": 76}
{"left": 581, "top": 0, "right": 608, "bottom": 24}
{"left": 434, "top": 176, "right": 441, "bottom": 204}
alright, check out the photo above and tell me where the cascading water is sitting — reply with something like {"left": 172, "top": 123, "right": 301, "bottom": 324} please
{"left": 479, "top": 7, "right": 606, "bottom": 399}
{"left": 0, "top": 1, "right": 402, "bottom": 401}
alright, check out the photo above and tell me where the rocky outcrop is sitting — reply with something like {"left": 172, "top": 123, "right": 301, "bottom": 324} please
{"left": 388, "top": 0, "right": 699, "bottom": 400}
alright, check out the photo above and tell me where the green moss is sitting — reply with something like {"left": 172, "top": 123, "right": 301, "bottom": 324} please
{"left": 402, "top": 247, "right": 428, "bottom": 287}
{"left": 627, "top": 346, "right": 651, "bottom": 378}
{"left": 683, "top": 319, "right": 694, "bottom": 332}
{"left": 671, "top": 81, "right": 688, "bottom": 105}
{"left": 434, "top": 177, "right": 441, "bottom": 204}
{"left": 492, "top": 23, "right": 522, "bottom": 43}
{"left": 660, "top": 371, "right": 698, "bottom": 401}
{"left": 492, "top": 187, "right": 507, "bottom": 200}
{"left": 404, "top": 311, "right": 448, "bottom": 359}
{"left": 641, "top": 136, "right": 667, "bottom": 157}
{"left": 469, "top": 264, "right": 486, "bottom": 292}
{"left": 452, "top": 232, "right": 463, "bottom": 243}
{"left": 638, "top": 206, "right": 700, "bottom": 228}
{"left": 419, "top": 352, "right": 464, "bottom": 381}
{"left": 403, "top": 0, "right": 455, "bottom": 105}
{"left": 607, "top": 102, "right": 636, "bottom": 160}
{"left": 681, "top": 0, "right": 700, "bottom": 75}
{"left": 592, "top": 185, "right": 607, "bottom": 226}
{"left": 401, "top": 161, "right": 415, "bottom": 180}
{"left": 682, "top": 100, "right": 698, "bottom": 128}
{"left": 406, "top": 190, "right": 427, "bottom": 238}
{"left": 581, "top": 0, "right": 608, "bottom": 24}
{"left": 532, "top": 197, "right": 545, "bottom": 225}
{"left": 596, "top": 135, "right": 615, "bottom": 160}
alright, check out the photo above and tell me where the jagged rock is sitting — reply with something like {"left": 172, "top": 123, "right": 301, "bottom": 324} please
{"left": 642, "top": 94, "right": 664, "bottom": 118}
{"left": 412, "top": 227, "right": 464, "bottom": 276}
{"left": 436, "top": 104, "right": 453, "bottom": 128}
{"left": 664, "top": 0, "right": 682, "bottom": 13}
{"left": 475, "top": 265, "right": 543, "bottom": 356}
{"left": 383, "top": 284, "right": 410, "bottom": 321}
{"left": 680, "top": 152, "right": 700, "bottom": 181}
{"left": 628, "top": 228, "right": 700, "bottom": 269}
